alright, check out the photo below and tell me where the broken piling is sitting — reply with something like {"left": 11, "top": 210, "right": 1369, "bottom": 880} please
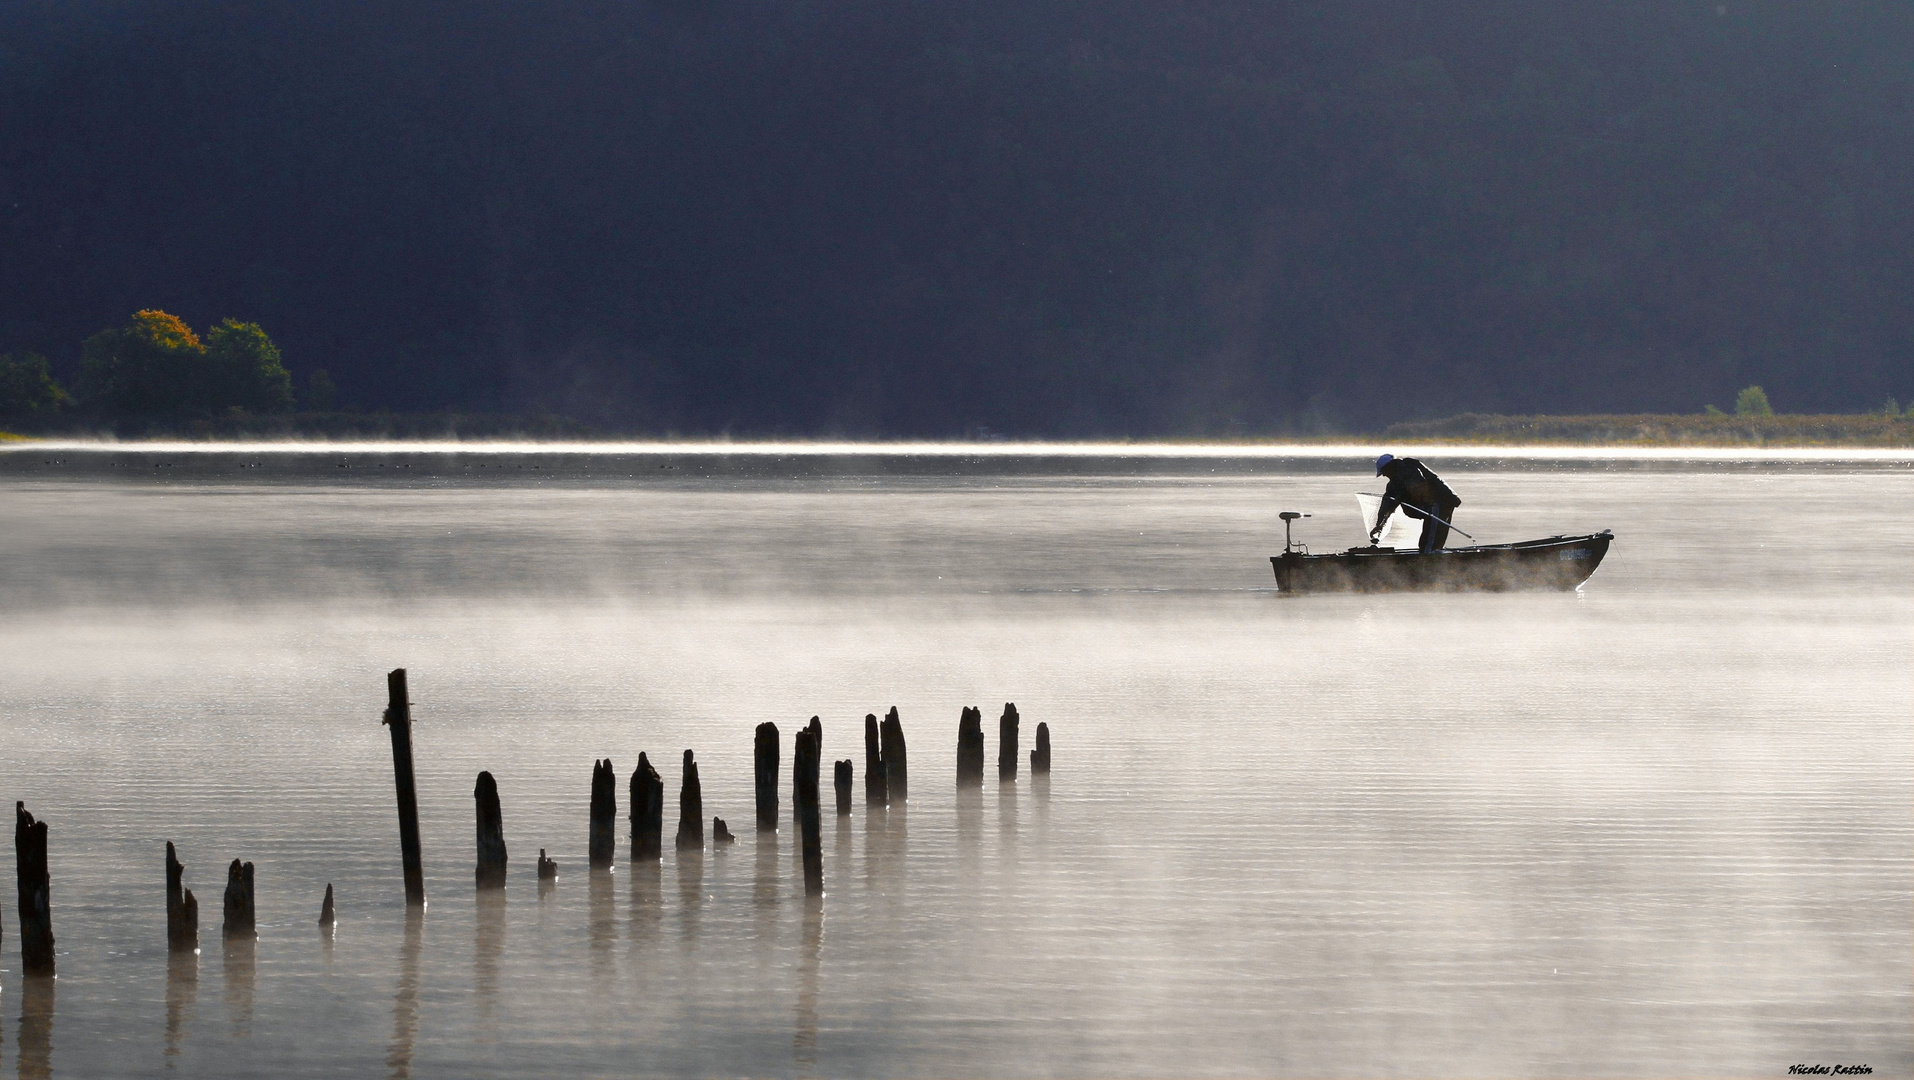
{"left": 675, "top": 750, "right": 704, "bottom": 851}
{"left": 589, "top": 758, "right": 617, "bottom": 868}
{"left": 631, "top": 753, "right": 663, "bottom": 861}
{"left": 957, "top": 705, "right": 985, "bottom": 786}
{"left": 166, "top": 841, "right": 198, "bottom": 952}
{"left": 476, "top": 770, "right": 508, "bottom": 888}
{"left": 755, "top": 722, "right": 780, "bottom": 831}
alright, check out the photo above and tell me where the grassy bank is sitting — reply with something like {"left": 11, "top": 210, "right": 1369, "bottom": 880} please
{"left": 1381, "top": 412, "right": 1914, "bottom": 448}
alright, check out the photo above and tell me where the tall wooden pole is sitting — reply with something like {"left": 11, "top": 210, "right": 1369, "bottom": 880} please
{"left": 794, "top": 729, "right": 823, "bottom": 896}
{"left": 384, "top": 669, "right": 426, "bottom": 907}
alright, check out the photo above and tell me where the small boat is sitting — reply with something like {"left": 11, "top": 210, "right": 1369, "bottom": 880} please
{"left": 1269, "top": 498, "right": 1613, "bottom": 594}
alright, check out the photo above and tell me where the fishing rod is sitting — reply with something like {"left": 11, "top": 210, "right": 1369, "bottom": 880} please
{"left": 1365, "top": 497, "right": 1474, "bottom": 542}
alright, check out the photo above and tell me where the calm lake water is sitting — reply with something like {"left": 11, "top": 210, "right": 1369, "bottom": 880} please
{"left": 0, "top": 447, "right": 1908, "bottom": 1078}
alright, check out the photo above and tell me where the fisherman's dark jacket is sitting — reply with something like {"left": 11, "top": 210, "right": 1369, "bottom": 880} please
{"left": 1377, "top": 457, "right": 1459, "bottom": 524}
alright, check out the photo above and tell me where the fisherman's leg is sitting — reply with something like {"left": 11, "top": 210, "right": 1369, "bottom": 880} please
{"left": 1425, "top": 501, "right": 1457, "bottom": 550}
{"left": 1419, "top": 514, "right": 1444, "bottom": 552}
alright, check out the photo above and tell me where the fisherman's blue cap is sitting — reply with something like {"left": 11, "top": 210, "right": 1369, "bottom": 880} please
{"left": 1375, "top": 453, "right": 1394, "bottom": 475}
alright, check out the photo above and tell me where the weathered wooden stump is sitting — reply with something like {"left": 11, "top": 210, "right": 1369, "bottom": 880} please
{"left": 864, "top": 713, "right": 887, "bottom": 805}
{"left": 754, "top": 722, "right": 780, "bottom": 831}
{"left": 713, "top": 818, "right": 736, "bottom": 846}
{"left": 475, "top": 770, "right": 508, "bottom": 888}
{"left": 794, "top": 729, "right": 823, "bottom": 896}
{"left": 15, "top": 802, "right": 53, "bottom": 974}
{"left": 589, "top": 758, "right": 617, "bottom": 868}
{"left": 221, "top": 859, "right": 255, "bottom": 940}
{"left": 675, "top": 750, "right": 704, "bottom": 851}
{"left": 630, "top": 752, "right": 663, "bottom": 861}
{"left": 318, "top": 884, "right": 335, "bottom": 927}
{"left": 956, "top": 705, "right": 985, "bottom": 786}
{"left": 1032, "top": 721, "right": 1051, "bottom": 773}
{"left": 795, "top": 716, "right": 821, "bottom": 830}
{"left": 998, "top": 702, "right": 1020, "bottom": 782}
{"left": 382, "top": 668, "right": 426, "bottom": 907}
{"left": 834, "top": 760, "right": 853, "bottom": 816}
{"left": 537, "top": 849, "right": 558, "bottom": 879}
{"left": 166, "top": 841, "right": 199, "bottom": 952}
{"left": 880, "top": 707, "right": 908, "bottom": 801}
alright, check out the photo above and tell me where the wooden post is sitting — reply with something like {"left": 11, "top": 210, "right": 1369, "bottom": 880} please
{"left": 864, "top": 713, "right": 887, "bottom": 805}
{"left": 221, "top": 859, "right": 255, "bottom": 939}
{"left": 675, "top": 750, "right": 703, "bottom": 851}
{"left": 833, "top": 760, "right": 852, "bottom": 816}
{"left": 957, "top": 705, "right": 985, "bottom": 786}
{"left": 475, "top": 770, "right": 508, "bottom": 888}
{"left": 794, "top": 729, "right": 823, "bottom": 896}
{"left": 754, "top": 722, "right": 779, "bottom": 831}
{"left": 589, "top": 758, "right": 617, "bottom": 868}
{"left": 1032, "top": 721, "right": 1051, "bottom": 773}
{"left": 998, "top": 702, "right": 1020, "bottom": 783}
{"left": 15, "top": 802, "right": 53, "bottom": 974}
{"left": 630, "top": 753, "right": 663, "bottom": 861}
{"left": 166, "top": 841, "right": 198, "bottom": 951}
{"left": 319, "top": 884, "right": 335, "bottom": 927}
{"left": 537, "top": 850, "right": 557, "bottom": 879}
{"left": 880, "top": 707, "right": 908, "bottom": 802}
{"left": 713, "top": 818, "right": 736, "bottom": 846}
{"left": 382, "top": 668, "right": 426, "bottom": 907}
{"left": 796, "top": 716, "right": 821, "bottom": 830}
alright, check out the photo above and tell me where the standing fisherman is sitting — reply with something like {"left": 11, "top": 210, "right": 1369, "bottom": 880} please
{"left": 1370, "top": 454, "right": 1461, "bottom": 552}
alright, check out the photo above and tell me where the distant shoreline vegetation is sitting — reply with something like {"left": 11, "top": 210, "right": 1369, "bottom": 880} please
{"left": 5, "top": 322, "right": 1912, "bottom": 446}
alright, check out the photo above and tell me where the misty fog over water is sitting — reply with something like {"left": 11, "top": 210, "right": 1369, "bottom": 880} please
{"left": 0, "top": 449, "right": 1907, "bottom": 1077}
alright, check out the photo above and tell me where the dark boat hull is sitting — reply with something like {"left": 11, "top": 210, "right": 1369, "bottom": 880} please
{"left": 1271, "top": 532, "right": 1612, "bottom": 594}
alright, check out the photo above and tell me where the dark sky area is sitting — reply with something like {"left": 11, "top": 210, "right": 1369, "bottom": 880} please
{"left": 2, "top": 1, "right": 1910, "bottom": 435}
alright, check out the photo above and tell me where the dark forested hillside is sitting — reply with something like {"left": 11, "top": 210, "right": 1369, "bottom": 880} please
{"left": 2, "top": 1, "right": 1910, "bottom": 435}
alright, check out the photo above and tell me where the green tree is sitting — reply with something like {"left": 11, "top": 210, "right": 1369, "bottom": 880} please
{"left": 78, "top": 310, "right": 207, "bottom": 418}
{"left": 0, "top": 353, "right": 71, "bottom": 420}
{"left": 79, "top": 311, "right": 294, "bottom": 419}
{"left": 204, "top": 319, "right": 293, "bottom": 413}
{"left": 1734, "top": 385, "right": 1774, "bottom": 417}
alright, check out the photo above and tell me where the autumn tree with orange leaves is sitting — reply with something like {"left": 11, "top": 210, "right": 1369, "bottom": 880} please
{"left": 78, "top": 310, "right": 292, "bottom": 420}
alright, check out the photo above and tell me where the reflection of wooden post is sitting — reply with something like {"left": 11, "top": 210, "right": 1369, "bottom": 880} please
{"left": 957, "top": 706, "right": 984, "bottom": 786}
{"left": 383, "top": 669, "right": 426, "bottom": 906}
{"left": 630, "top": 753, "right": 663, "bottom": 860}
{"left": 864, "top": 714, "right": 887, "bottom": 805}
{"left": 754, "top": 722, "right": 779, "bottom": 831}
{"left": 675, "top": 750, "right": 703, "bottom": 851}
{"left": 221, "top": 859, "right": 255, "bottom": 939}
{"left": 14, "top": 803, "right": 53, "bottom": 974}
{"left": 1032, "top": 722, "right": 1051, "bottom": 773}
{"left": 166, "top": 841, "right": 199, "bottom": 951}
{"left": 833, "top": 760, "right": 852, "bottom": 816}
{"left": 794, "top": 729, "right": 823, "bottom": 895}
{"left": 998, "top": 702, "right": 1020, "bottom": 782}
{"left": 589, "top": 759, "right": 617, "bottom": 868}
{"left": 880, "top": 707, "right": 908, "bottom": 801}
{"left": 475, "top": 770, "right": 508, "bottom": 888}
